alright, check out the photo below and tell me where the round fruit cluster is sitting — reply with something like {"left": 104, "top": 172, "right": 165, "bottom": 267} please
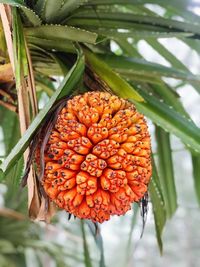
{"left": 42, "top": 92, "right": 152, "bottom": 223}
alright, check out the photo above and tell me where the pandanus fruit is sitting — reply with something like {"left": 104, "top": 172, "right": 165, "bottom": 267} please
{"left": 37, "top": 91, "right": 152, "bottom": 223}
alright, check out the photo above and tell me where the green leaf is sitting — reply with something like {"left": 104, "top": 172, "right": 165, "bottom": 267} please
{"left": 155, "top": 126, "right": 177, "bottom": 218}
{"left": 68, "top": 12, "right": 200, "bottom": 37}
{"left": 149, "top": 158, "right": 167, "bottom": 254}
{"left": 86, "top": 221, "right": 106, "bottom": 267}
{"left": 34, "top": 0, "right": 45, "bottom": 15}
{"left": 84, "top": 49, "right": 144, "bottom": 102}
{"left": 114, "top": 38, "right": 141, "bottom": 58}
{"left": 0, "top": 107, "right": 20, "bottom": 156}
{"left": 27, "top": 36, "right": 76, "bottom": 53}
{"left": 115, "top": 28, "right": 196, "bottom": 122}
{"left": 117, "top": 34, "right": 193, "bottom": 117}
{"left": 147, "top": 39, "right": 200, "bottom": 94}
{"left": 0, "top": 239, "right": 16, "bottom": 253}
{"left": 126, "top": 203, "right": 139, "bottom": 261}
{"left": 67, "top": 18, "right": 174, "bottom": 33}
{"left": 20, "top": 6, "right": 42, "bottom": 26}
{"left": 24, "top": 25, "right": 98, "bottom": 44}
{"left": 0, "top": 107, "right": 24, "bottom": 184}
{"left": 98, "top": 54, "right": 200, "bottom": 84}
{"left": 1, "top": 156, "right": 24, "bottom": 188}
{"left": 81, "top": 220, "right": 93, "bottom": 267}
{"left": 130, "top": 88, "right": 200, "bottom": 154}
{"left": 192, "top": 155, "right": 200, "bottom": 205}
{"left": 161, "top": 4, "right": 200, "bottom": 27}
{"left": 39, "top": 0, "right": 63, "bottom": 22}
{"left": 13, "top": 7, "right": 28, "bottom": 87}
{"left": 149, "top": 83, "right": 191, "bottom": 119}
{"left": 0, "top": 169, "right": 3, "bottom": 181}
{"left": 0, "top": 47, "right": 85, "bottom": 174}
{"left": 93, "top": 29, "right": 193, "bottom": 39}
{"left": 184, "top": 39, "right": 200, "bottom": 55}
{"left": 43, "top": 0, "right": 86, "bottom": 23}
{"left": 83, "top": 0, "right": 190, "bottom": 6}
{"left": 35, "top": 74, "right": 55, "bottom": 97}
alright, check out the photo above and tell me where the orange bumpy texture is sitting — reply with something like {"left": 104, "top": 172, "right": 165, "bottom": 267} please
{"left": 42, "top": 92, "right": 152, "bottom": 223}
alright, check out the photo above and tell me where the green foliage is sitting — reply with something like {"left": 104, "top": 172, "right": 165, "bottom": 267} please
{"left": 192, "top": 155, "right": 200, "bottom": 205}
{"left": 84, "top": 49, "right": 144, "bottom": 101}
{"left": 0, "top": 0, "right": 200, "bottom": 266}
{"left": 155, "top": 127, "right": 177, "bottom": 218}
{"left": 81, "top": 221, "right": 93, "bottom": 267}
{"left": 131, "top": 89, "right": 200, "bottom": 154}
{"left": 86, "top": 220, "right": 106, "bottom": 267}
{"left": 99, "top": 54, "right": 200, "bottom": 84}
{"left": 1, "top": 46, "right": 84, "bottom": 173}
{"left": 149, "top": 159, "right": 166, "bottom": 253}
{"left": 25, "top": 25, "right": 98, "bottom": 44}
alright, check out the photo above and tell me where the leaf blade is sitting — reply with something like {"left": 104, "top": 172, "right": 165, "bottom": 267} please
{"left": 86, "top": 221, "right": 106, "bottom": 267}
{"left": 155, "top": 126, "right": 177, "bottom": 218}
{"left": 149, "top": 158, "right": 167, "bottom": 254}
{"left": 130, "top": 89, "right": 200, "bottom": 154}
{"left": 81, "top": 220, "right": 93, "bottom": 267}
{"left": 0, "top": 47, "right": 85, "bottom": 173}
{"left": 25, "top": 25, "right": 98, "bottom": 44}
{"left": 84, "top": 49, "right": 144, "bottom": 102}
{"left": 192, "top": 155, "right": 200, "bottom": 205}
{"left": 99, "top": 54, "right": 200, "bottom": 83}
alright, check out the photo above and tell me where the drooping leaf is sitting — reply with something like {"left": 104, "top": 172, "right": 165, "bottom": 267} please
{"left": 67, "top": 12, "right": 200, "bottom": 37}
{"left": 130, "top": 88, "right": 200, "bottom": 154}
{"left": 37, "top": 0, "right": 86, "bottom": 24}
{"left": 192, "top": 155, "right": 200, "bottom": 205}
{"left": 98, "top": 54, "right": 200, "bottom": 84}
{"left": 35, "top": 0, "right": 63, "bottom": 22}
{"left": 81, "top": 220, "right": 93, "bottom": 267}
{"left": 91, "top": 28, "right": 193, "bottom": 39}
{"left": 0, "top": 107, "right": 24, "bottom": 184}
{"left": 155, "top": 126, "right": 177, "bottom": 218}
{"left": 126, "top": 203, "right": 139, "bottom": 261}
{"left": 0, "top": 47, "right": 85, "bottom": 174}
{"left": 0, "top": 106, "right": 20, "bottom": 155}
{"left": 149, "top": 158, "right": 167, "bottom": 254}
{"left": 114, "top": 38, "right": 141, "bottom": 58}
{"left": 82, "top": 0, "right": 191, "bottom": 7}
{"left": 86, "top": 221, "right": 106, "bottom": 267}
{"left": 148, "top": 83, "right": 190, "bottom": 118}
{"left": 27, "top": 36, "right": 76, "bottom": 53}
{"left": 20, "top": 6, "right": 42, "bottom": 26}
{"left": 35, "top": 74, "right": 55, "bottom": 96}
{"left": 84, "top": 48, "right": 144, "bottom": 102}
{"left": 147, "top": 39, "right": 200, "bottom": 94}
{"left": 24, "top": 25, "right": 99, "bottom": 44}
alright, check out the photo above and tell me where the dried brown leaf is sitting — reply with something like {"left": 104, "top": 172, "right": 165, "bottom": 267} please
{"left": 0, "top": 4, "right": 14, "bottom": 72}
{"left": 0, "top": 99, "right": 16, "bottom": 112}
{"left": 0, "top": 63, "right": 13, "bottom": 83}
{"left": 36, "top": 198, "right": 56, "bottom": 223}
